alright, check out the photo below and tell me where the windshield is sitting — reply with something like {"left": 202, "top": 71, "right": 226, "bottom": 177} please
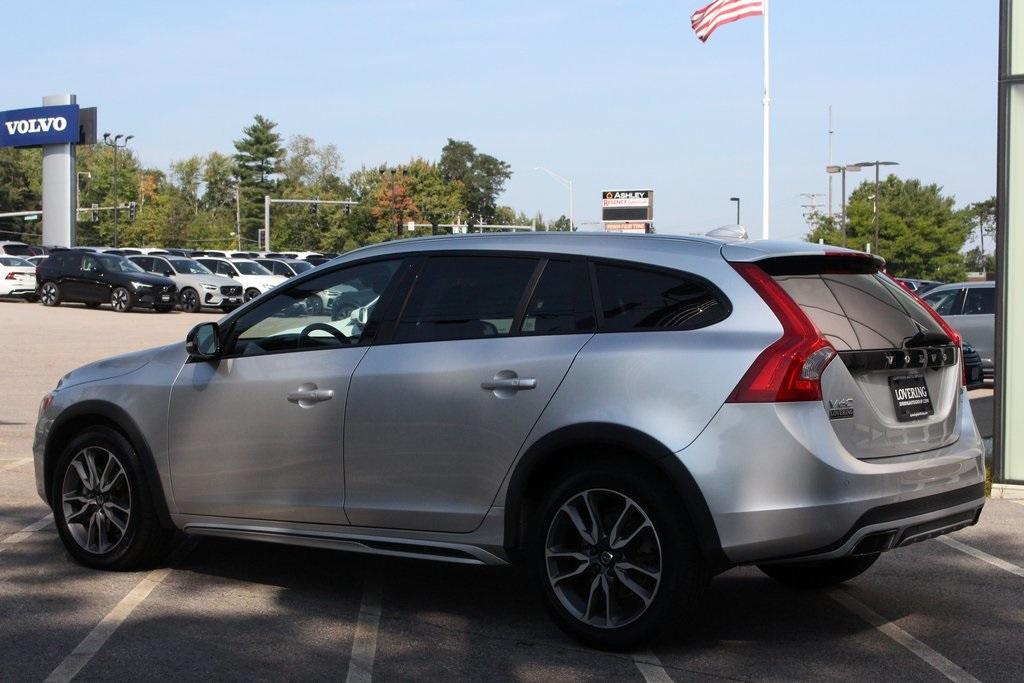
{"left": 98, "top": 254, "right": 145, "bottom": 273}
{"left": 234, "top": 261, "right": 272, "bottom": 276}
{"left": 169, "top": 258, "right": 213, "bottom": 275}
{"left": 0, "top": 256, "right": 33, "bottom": 267}
{"left": 291, "top": 261, "right": 314, "bottom": 273}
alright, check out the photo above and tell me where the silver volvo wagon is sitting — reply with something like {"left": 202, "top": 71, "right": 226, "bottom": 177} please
{"left": 34, "top": 233, "right": 985, "bottom": 648}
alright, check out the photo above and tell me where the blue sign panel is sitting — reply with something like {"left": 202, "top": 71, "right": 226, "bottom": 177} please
{"left": 0, "top": 104, "right": 80, "bottom": 148}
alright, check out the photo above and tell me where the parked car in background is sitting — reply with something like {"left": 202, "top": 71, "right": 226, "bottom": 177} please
{"left": 128, "top": 255, "right": 243, "bottom": 313}
{"left": 194, "top": 257, "right": 286, "bottom": 301}
{"left": 0, "top": 256, "right": 38, "bottom": 300}
{"left": 0, "top": 240, "right": 34, "bottom": 257}
{"left": 923, "top": 282, "right": 995, "bottom": 379}
{"left": 898, "top": 278, "right": 944, "bottom": 294}
{"left": 36, "top": 251, "right": 177, "bottom": 312}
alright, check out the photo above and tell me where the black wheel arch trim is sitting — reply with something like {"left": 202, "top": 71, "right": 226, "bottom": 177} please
{"left": 44, "top": 400, "right": 174, "bottom": 529}
{"left": 502, "top": 422, "right": 730, "bottom": 573}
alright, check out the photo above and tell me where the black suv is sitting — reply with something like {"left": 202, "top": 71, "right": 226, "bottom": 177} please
{"left": 36, "top": 250, "right": 177, "bottom": 313}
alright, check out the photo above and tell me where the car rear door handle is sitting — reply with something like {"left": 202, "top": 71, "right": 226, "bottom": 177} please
{"left": 287, "top": 389, "right": 334, "bottom": 404}
{"left": 481, "top": 377, "right": 537, "bottom": 391}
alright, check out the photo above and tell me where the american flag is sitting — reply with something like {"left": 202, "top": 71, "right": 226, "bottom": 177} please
{"left": 691, "top": 0, "right": 764, "bottom": 43}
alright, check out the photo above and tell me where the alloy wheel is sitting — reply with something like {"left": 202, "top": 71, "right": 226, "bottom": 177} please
{"left": 545, "top": 489, "right": 662, "bottom": 629}
{"left": 181, "top": 288, "right": 200, "bottom": 312}
{"left": 111, "top": 287, "right": 130, "bottom": 312}
{"left": 60, "top": 447, "right": 132, "bottom": 555}
{"left": 40, "top": 282, "right": 58, "bottom": 305}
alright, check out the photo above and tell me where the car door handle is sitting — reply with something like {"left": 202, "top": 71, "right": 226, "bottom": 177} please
{"left": 286, "top": 389, "right": 334, "bottom": 404}
{"left": 481, "top": 377, "right": 537, "bottom": 391}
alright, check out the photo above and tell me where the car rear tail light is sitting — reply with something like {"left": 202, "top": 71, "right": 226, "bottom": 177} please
{"left": 727, "top": 262, "right": 836, "bottom": 402}
{"left": 889, "top": 275, "right": 966, "bottom": 386}
{"left": 5, "top": 272, "right": 17, "bottom": 280}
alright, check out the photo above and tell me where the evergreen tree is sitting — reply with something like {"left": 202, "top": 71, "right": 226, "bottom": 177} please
{"left": 233, "top": 115, "right": 284, "bottom": 246}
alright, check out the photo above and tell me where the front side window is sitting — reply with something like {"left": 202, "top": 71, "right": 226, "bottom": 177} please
{"left": 228, "top": 259, "right": 402, "bottom": 356}
{"left": 131, "top": 257, "right": 154, "bottom": 272}
{"left": 594, "top": 262, "right": 729, "bottom": 332}
{"left": 963, "top": 287, "right": 994, "bottom": 315}
{"left": 923, "top": 288, "right": 962, "bottom": 317}
{"left": 393, "top": 256, "right": 538, "bottom": 343}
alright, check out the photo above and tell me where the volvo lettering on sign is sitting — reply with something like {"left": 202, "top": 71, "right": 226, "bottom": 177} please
{"left": 0, "top": 105, "right": 80, "bottom": 148}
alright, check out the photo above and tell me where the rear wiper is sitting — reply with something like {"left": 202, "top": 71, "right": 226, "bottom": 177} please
{"left": 902, "top": 330, "right": 951, "bottom": 348}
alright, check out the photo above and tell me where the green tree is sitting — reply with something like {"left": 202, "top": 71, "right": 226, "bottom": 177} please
{"left": 402, "top": 158, "right": 465, "bottom": 233}
{"left": 807, "top": 176, "right": 971, "bottom": 281}
{"left": 202, "top": 152, "right": 236, "bottom": 212}
{"left": 438, "top": 139, "right": 511, "bottom": 225}
{"left": 233, "top": 115, "right": 284, "bottom": 245}
{"left": 0, "top": 148, "right": 40, "bottom": 241}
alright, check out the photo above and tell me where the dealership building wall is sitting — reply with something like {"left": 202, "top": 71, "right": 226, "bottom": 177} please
{"left": 997, "top": 0, "right": 1024, "bottom": 484}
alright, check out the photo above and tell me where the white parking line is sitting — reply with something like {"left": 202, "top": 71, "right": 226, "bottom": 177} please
{"left": 345, "top": 575, "right": 382, "bottom": 683}
{"left": 633, "top": 650, "right": 673, "bottom": 683}
{"left": 937, "top": 536, "right": 1024, "bottom": 578}
{"left": 0, "top": 457, "right": 33, "bottom": 472}
{"left": 830, "top": 589, "right": 979, "bottom": 683}
{"left": 44, "top": 567, "right": 173, "bottom": 683}
{"left": 0, "top": 513, "right": 53, "bottom": 552}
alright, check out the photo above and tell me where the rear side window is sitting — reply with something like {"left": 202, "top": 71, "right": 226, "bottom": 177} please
{"left": 394, "top": 256, "right": 538, "bottom": 343}
{"left": 594, "top": 262, "right": 729, "bottom": 332}
{"left": 763, "top": 258, "right": 946, "bottom": 351}
{"left": 963, "top": 287, "right": 994, "bottom": 315}
{"left": 923, "top": 288, "right": 962, "bottom": 316}
{"left": 521, "top": 259, "right": 595, "bottom": 335}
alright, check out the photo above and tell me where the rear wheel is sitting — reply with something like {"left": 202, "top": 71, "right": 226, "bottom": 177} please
{"left": 179, "top": 287, "right": 201, "bottom": 313}
{"left": 758, "top": 554, "right": 880, "bottom": 589}
{"left": 111, "top": 287, "right": 133, "bottom": 312}
{"left": 40, "top": 281, "right": 61, "bottom": 306}
{"left": 51, "top": 426, "right": 175, "bottom": 570}
{"left": 532, "top": 466, "right": 707, "bottom": 649}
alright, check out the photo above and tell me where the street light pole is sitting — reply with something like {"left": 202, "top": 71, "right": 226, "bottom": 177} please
{"left": 102, "top": 133, "right": 133, "bottom": 247}
{"left": 826, "top": 164, "right": 862, "bottom": 241}
{"left": 851, "top": 160, "right": 899, "bottom": 255}
{"left": 730, "top": 197, "right": 740, "bottom": 224}
{"left": 534, "top": 167, "right": 574, "bottom": 230}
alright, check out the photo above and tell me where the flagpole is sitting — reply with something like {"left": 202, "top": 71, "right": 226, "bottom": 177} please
{"left": 761, "top": 0, "right": 771, "bottom": 239}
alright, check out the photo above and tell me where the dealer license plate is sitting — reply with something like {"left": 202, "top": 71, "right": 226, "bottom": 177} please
{"left": 889, "top": 374, "right": 934, "bottom": 422}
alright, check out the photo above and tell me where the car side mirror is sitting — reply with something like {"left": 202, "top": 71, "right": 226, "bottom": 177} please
{"left": 186, "top": 322, "right": 221, "bottom": 360}
{"left": 164, "top": 270, "right": 174, "bottom": 277}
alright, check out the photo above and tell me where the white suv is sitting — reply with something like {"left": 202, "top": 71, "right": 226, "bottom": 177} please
{"left": 195, "top": 257, "right": 286, "bottom": 302}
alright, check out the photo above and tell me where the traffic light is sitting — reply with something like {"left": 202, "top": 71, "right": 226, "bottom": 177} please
{"left": 128, "top": 201, "right": 137, "bottom": 221}
{"left": 91, "top": 203, "right": 99, "bottom": 223}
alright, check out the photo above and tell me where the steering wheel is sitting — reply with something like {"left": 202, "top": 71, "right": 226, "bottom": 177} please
{"left": 298, "top": 322, "right": 350, "bottom": 348}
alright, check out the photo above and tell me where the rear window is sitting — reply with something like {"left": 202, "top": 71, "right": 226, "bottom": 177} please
{"left": 2, "top": 244, "right": 33, "bottom": 256}
{"left": 761, "top": 257, "right": 946, "bottom": 351}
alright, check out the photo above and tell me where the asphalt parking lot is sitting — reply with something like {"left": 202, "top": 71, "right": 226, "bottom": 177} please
{"left": 1, "top": 299, "right": 1020, "bottom": 682}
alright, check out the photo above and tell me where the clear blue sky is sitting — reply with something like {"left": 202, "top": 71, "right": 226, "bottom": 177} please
{"left": 1, "top": 1, "right": 997, "bottom": 240}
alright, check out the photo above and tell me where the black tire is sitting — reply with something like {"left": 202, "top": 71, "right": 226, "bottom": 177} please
{"left": 50, "top": 426, "right": 175, "bottom": 570}
{"left": 757, "top": 554, "right": 880, "bottom": 589}
{"left": 244, "top": 288, "right": 261, "bottom": 302}
{"left": 111, "top": 286, "right": 133, "bottom": 312}
{"left": 179, "top": 287, "right": 201, "bottom": 313}
{"left": 39, "top": 281, "right": 61, "bottom": 306}
{"left": 531, "top": 465, "right": 707, "bottom": 650}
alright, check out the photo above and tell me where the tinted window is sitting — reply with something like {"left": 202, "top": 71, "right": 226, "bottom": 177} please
{"left": 394, "top": 256, "right": 538, "bottom": 343}
{"left": 2, "top": 244, "right": 33, "bottom": 256}
{"left": 963, "top": 287, "right": 994, "bottom": 315}
{"left": 131, "top": 257, "right": 154, "bottom": 272}
{"left": 151, "top": 257, "right": 173, "bottom": 274}
{"left": 772, "top": 271, "right": 945, "bottom": 351}
{"left": 521, "top": 259, "right": 595, "bottom": 335}
{"left": 231, "top": 259, "right": 402, "bottom": 355}
{"left": 594, "top": 263, "right": 729, "bottom": 332}
{"left": 923, "top": 288, "right": 961, "bottom": 316}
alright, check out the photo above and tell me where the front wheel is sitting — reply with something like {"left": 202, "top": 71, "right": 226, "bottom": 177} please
{"left": 532, "top": 466, "right": 707, "bottom": 650}
{"left": 758, "top": 554, "right": 880, "bottom": 589}
{"left": 111, "top": 286, "right": 133, "bottom": 312}
{"left": 244, "top": 288, "right": 261, "bottom": 302}
{"left": 51, "top": 426, "right": 174, "bottom": 570}
{"left": 39, "top": 281, "right": 61, "bottom": 306}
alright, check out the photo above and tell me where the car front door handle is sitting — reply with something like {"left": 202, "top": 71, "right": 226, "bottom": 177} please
{"left": 286, "top": 388, "right": 334, "bottom": 404}
{"left": 480, "top": 377, "right": 537, "bottom": 391}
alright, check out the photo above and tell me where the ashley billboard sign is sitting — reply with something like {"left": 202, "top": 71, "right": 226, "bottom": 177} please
{"left": 601, "top": 189, "right": 653, "bottom": 222}
{"left": 0, "top": 104, "right": 81, "bottom": 148}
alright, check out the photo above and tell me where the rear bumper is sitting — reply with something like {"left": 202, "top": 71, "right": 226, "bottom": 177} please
{"left": 679, "top": 388, "right": 985, "bottom": 565}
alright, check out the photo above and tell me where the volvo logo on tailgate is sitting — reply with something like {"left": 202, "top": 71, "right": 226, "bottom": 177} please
{"left": 828, "top": 398, "right": 855, "bottom": 420}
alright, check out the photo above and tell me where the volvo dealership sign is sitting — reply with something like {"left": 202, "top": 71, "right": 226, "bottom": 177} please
{"left": 0, "top": 105, "right": 81, "bottom": 148}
